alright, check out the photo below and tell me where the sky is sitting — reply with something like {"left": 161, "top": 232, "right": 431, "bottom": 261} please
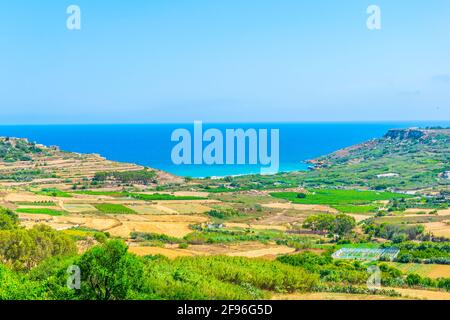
{"left": 0, "top": 0, "right": 449, "bottom": 124}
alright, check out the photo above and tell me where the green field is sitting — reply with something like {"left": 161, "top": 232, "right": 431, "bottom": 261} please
{"left": 15, "top": 208, "right": 66, "bottom": 216}
{"left": 14, "top": 201, "right": 57, "bottom": 206}
{"left": 35, "top": 188, "right": 72, "bottom": 198}
{"left": 94, "top": 203, "right": 136, "bottom": 214}
{"left": 73, "top": 190, "right": 124, "bottom": 196}
{"left": 270, "top": 189, "right": 410, "bottom": 206}
{"left": 331, "top": 204, "right": 379, "bottom": 213}
{"left": 73, "top": 190, "right": 205, "bottom": 201}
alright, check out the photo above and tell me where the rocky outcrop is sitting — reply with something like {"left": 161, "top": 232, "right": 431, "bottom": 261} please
{"left": 384, "top": 128, "right": 450, "bottom": 141}
{"left": 384, "top": 128, "right": 425, "bottom": 140}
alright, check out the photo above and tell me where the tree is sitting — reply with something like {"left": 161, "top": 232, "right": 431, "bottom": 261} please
{"left": 78, "top": 240, "right": 143, "bottom": 300}
{"left": 303, "top": 214, "right": 335, "bottom": 233}
{"left": 0, "top": 208, "right": 19, "bottom": 230}
{"left": 0, "top": 224, "right": 76, "bottom": 271}
{"left": 332, "top": 214, "right": 356, "bottom": 237}
{"left": 303, "top": 213, "right": 356, "bottom": 237}
{"left": 0, "top": 264, "right": 44, "bottom": 300}
{"left": 0, "top": 215, "right": 17, "bottom": 231}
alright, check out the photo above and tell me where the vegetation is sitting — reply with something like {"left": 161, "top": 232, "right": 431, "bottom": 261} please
{"left": 271, "top": 189, "right": 409, "bottom": 206}
{"left": 14, "top": 201, "right": 56, "bottom": 206}
{"left": 94, "top": 204, "right": 136, "bottom": 214}
{"left": 0, "top": 169, "right": 55, "bottom": 182}
{"left": 72, "top": 190, "right": 205, "bottom": 201}
{"left": 0, "top": 138, "right": 43, "bottom": 163}
{"left": 35, "top": 188, "right": 72, "bottom": 198}
{"left": 0, "top": 208, "right": 76, "bottom": 271}
{"left": 0, "top": 128, "right": 449, "bottom": 300}
{"left": 391, "top": 242, "right": 450, "bottom": 264}
{"left": 363, "top": 221, "right": 425, "bottom": 243}
{"left": 93, "top": 169, "right": 157, "bottom": 185}
{"left": 15, "top": 208, "right": 66, "bottom": 216}
{"left": 303, "top": 214, "right": 356, "bottom": 238}
{"left": 207, "top": 208, "right": 241, "bottom": 220}
{"left": 277, "top": 251, "right": 450, "bottom": 292}
{"left": 0, "top": 239, "right": 318, "bottom": 300}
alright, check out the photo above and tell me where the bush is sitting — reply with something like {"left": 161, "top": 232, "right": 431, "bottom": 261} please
{"left": 207, "top": 208, "right": 241, "bottom": 220}
{"left": 78, "top": 240, "right": 144, "bottom": 300}
{"left": 0, "top": 224, "right": 76, "bottom": 271}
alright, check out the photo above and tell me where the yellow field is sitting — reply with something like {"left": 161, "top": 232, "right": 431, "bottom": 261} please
{"left": 106, "top": 214, "right": 208, "bottom": 238}
{"left": 387, "top": 263, "right": 450, "bottom": 279}
{"left": 128, "top": 246, "right": 195, "bottom": 259}
{"left": 273, "top": 288, "right": 450, "bottom": 300}
{"left": 424, "top": 221, "right": 450, "bottom": 238}
{"left": 161, "top": 203, "right": 211, "bottom": 214}
{"left": 384, "top": 287, "right": 450, "bottom": 300}
{"left": 128, "top": 242, "right": 295, "bottom": 259}
{"left": 272, "top": 292, "right": 402, "bottom": 300}
{"left": 128, "top": 204, "right": 178, "bottom": 215}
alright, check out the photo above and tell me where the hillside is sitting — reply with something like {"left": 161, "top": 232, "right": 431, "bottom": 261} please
{"left": 0, "top": 130, "right": 449, "bottom": 301}
{"left": 213, "top": 128, "right": 450, "bottom": 194}
{"left": 0, "top": 137, "right": 182, "bottom": 187}
{"left": 304, "top": 128, "right": 450, "bottom": 192}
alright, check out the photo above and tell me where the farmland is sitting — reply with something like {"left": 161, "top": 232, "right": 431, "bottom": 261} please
{"left": 0, "top": 129, "right": 449, "bottom": 300}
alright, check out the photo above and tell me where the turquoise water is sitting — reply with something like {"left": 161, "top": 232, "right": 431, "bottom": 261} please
{"left": 0, "top": 122, "right": 448, "bottom": 177}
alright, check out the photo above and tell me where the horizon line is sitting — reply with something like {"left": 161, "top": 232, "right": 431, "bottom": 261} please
{"left": 0, "top": 120, "right": 449, "bottom": 126}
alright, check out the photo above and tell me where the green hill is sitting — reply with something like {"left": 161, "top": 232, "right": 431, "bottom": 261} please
{"left": 303, "top": 128, "right": 450, "bottom": 191}
{"left": 0, "top": 137, "right": 45, "bottom": 162}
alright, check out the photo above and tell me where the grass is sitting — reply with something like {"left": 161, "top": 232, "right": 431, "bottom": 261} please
{"left": 73, "top": 190, "right": 206, "bottom": 201}
{"left": 270, "top": 189, "right": 410, "bottom": 205}
{"left": 94, "top": 203, "right": 136, "bottom": 214}
{"left": 35, "top": 188, "right": 72, "bottom": 198}
{"left": 15, "top": 201, "right": 57, "bottom": 206}
{"left": 332, "top": 204, "right": 379, "bottom": 213}
{"left": 72, "top": 190, "right": 124, "bottom": 196}
{"left": 184, "top": 226, "right": 315, "bottom": 249}
{"left": 15, "top": 208, "right": 66, "bottom": 216}
{"left": 62, "top": 229, "right": 97, "bottom": 240}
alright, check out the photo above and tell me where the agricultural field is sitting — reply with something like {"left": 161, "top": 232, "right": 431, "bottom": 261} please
{"left": 270, "top": 189, "right": 409, "bottom": 211}
{"left": 424, "top": 221, "right": 450, "bottom": 238}
{"left": 386, "top": 263, "right": 450, "bottom": 279}
{"left": 94, "top": 203, "right": 136, "bottom": 214}
{"left": 15, "top": 208, "right": 66, "bottom": 216}
{"left": 0, "top": 130, "right": 449, "bottom": 300}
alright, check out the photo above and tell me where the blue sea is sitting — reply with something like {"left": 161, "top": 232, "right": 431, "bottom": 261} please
{"left": 0, "top": 122, "right": 448, "bottom": 178}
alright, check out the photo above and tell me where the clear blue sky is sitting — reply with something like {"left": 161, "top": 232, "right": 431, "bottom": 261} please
{"left": 0, "top": 0, "right": 449, "bottom": 124}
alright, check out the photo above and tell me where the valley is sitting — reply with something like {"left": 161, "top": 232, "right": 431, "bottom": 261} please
{"left": 0, "top": 128, "right": 449, "bottom": 300}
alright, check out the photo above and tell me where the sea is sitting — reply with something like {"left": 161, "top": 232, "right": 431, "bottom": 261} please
{"left": 0, "top": 122, "right": 448, "bottom": 178}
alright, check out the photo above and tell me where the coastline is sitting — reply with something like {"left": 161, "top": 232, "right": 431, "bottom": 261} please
{"left": 1, "top": 122, "right": 449, "bottom": 178}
